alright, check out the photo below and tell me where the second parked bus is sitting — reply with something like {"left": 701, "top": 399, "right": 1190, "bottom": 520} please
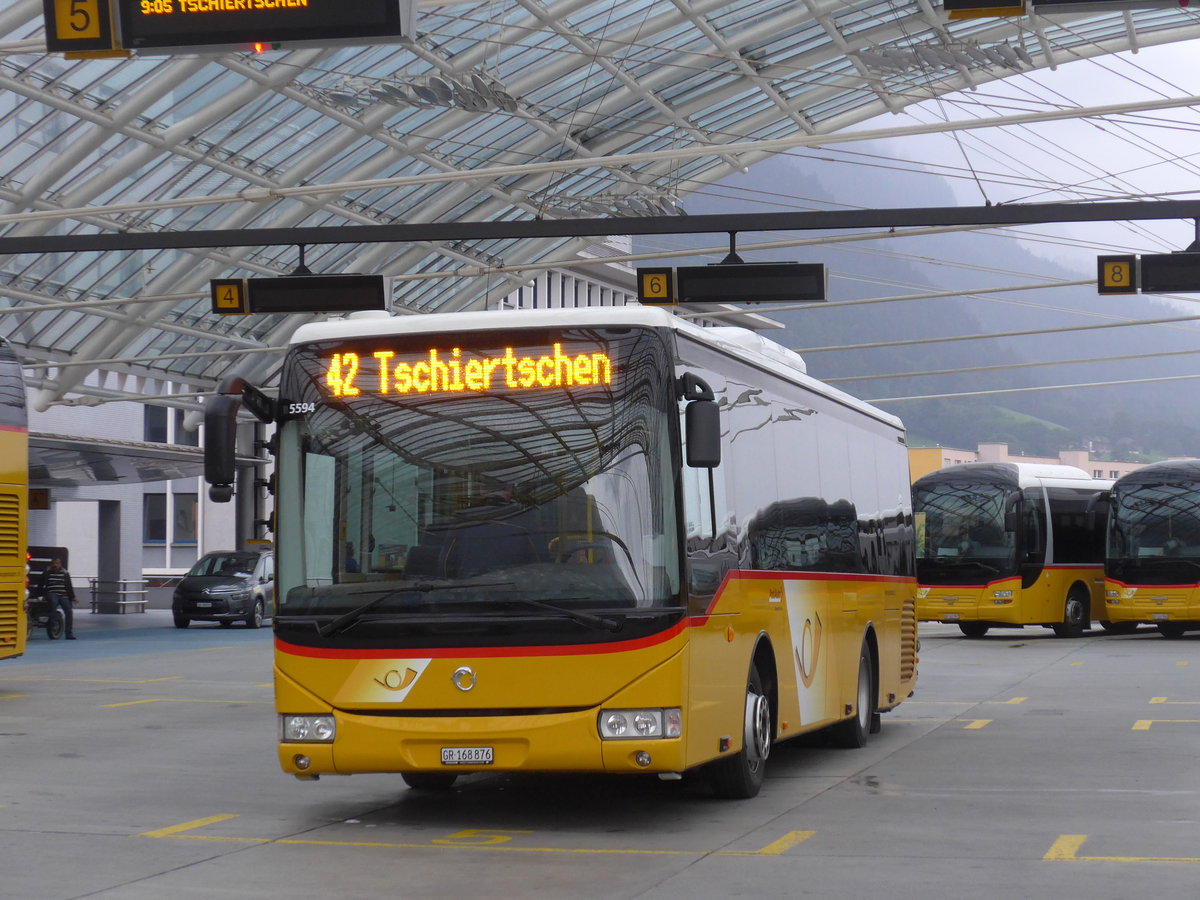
{"left": 1105, "top": 459, "right": 1200, "bottom": 638}
{"left": 914, "top": 462, "right": 1111, "bottom": 638}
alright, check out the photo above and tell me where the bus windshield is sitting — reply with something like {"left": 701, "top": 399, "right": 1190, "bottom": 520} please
{"left": 273, "top": 326, "right": 682, "bottom": 646}
{"left": 1108, "top": 480, "right": 1200, "bottom": 584}
{"left": 914, "top": 481, "right": 1017, "bottom": 583}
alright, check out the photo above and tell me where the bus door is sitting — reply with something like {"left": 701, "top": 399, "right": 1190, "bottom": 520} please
{"left": 1019, "top": 487, "right": 1048, "bottom": 611}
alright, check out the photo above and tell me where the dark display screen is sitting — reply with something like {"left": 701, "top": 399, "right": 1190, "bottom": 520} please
{"left": 115, "top": 0, "right": 404, "bottom": 50}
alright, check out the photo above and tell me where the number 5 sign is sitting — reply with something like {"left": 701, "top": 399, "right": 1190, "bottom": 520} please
{"left": 42, "top": 0, "right": 118, "bottom": 53}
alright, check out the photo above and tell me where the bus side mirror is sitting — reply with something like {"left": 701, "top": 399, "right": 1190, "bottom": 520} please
{"left": 686, "top": 399, "right": 721, "bottom": 468}
{"left": 1004, "top": 495, "right": 1020, "bottom": 532}
{"left": 679, "top": 373, "right": 720, "bottom": 468}
{"left": 204, "top": 376, "right": 275, "bottom": 503}
{"left": 204, "top": 392, "right": 240, "bottom": 503}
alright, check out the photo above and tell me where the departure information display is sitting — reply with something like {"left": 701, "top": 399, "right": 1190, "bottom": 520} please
{"left": 323, "top": 344, "right": 615, "bottom": 398}
{"left": 114, "top": 0, "right": 409, "bottom": 50}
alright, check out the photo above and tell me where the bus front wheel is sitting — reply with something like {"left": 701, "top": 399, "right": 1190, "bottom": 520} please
{"left": 1157, "top": 622, "right": 1186, "bottom": 639}
{"left": 1052, "top": 588, "right": 1089, "bottom": 638}
{"left": 709, "top": 666, "right": 771, "bottom": 799}
{"left": 959, "top": 622, "right": 989, "bottom": 638}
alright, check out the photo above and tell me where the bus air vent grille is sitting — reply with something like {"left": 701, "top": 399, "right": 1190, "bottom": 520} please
{"left": 0, "top": 492, "right": 19, "bottom": 563}
{"left": 900, "top": 595, "right": 918, "bottom": 682}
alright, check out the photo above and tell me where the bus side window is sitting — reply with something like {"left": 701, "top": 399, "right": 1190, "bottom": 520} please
{"left": 1022, "top": 488, "right": 1047, "bottom": 566}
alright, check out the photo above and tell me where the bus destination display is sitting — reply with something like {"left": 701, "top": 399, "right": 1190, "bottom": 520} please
{"left": 323, "top": 344, "right": 615, "bottom": 398}
{"left": 114, "top": 0, "right": 409, "bottom": 50}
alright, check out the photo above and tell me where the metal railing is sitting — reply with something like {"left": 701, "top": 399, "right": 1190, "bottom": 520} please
{"left": 89, "top": 578, "right": 148, "bottom": 614}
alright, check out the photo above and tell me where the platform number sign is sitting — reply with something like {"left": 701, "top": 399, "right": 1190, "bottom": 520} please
{"left": 211, "top": 279, "right": 250, "bottom": 315}
{"left": 1097, "top": 255, "right": 1138, "bottom": 295}
{"left": 637, "top": 267, "right": 676, "bottom": 305}
{"left": 42, "top": 0, "right": 118, "bottom": 53}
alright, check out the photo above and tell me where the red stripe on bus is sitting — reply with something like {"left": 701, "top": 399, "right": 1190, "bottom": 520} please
{"left": 276, "top": 618, "right": 692, "bottom": 660}
{"left": 918, "top": 565, "right": 1098, "bottom": 591}
{"left": 1106, "top": 577, "right": 1200, "bottom": 590}
{"left": 702, "top": 568, "right": 915, "bottom": 614}
{"left": 277, "top": 569, "right": 915, "bottom": 659}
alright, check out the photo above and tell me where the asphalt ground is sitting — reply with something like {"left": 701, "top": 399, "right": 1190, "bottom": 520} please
{"left": 3, "top": 611, "right": 1200, "bottom": 899}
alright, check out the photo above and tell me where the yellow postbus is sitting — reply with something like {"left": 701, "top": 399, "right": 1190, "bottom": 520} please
{"left": 1105, "top": 459, "right": 1200, "bottom": 638}
{"left": 205, "top": 307, "right": 917, "bottom": 798}
{"left": 0, "top": 337, "right": 28, "bottom": 660}
{"left": 914, "top": 462, "right": 1113, "bottom": 638}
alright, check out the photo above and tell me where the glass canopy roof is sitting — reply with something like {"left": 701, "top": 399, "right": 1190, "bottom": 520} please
{"left": 0, "top": 0, "right": 1197, "bottom": 416}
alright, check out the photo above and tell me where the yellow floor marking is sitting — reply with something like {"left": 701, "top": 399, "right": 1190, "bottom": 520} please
{"left": 1046, "top": 834, "right": 1200, "bottom": 863}
{"left": 1148, "top": 698, "right": 1200, "bottom": 705}
{"left": 1070, "top": 661, "right": 1084, "bottom": 667}
{"left": 0, "top": 694, "right": 27, "bottom": 700}
{"left": 105, "top": 698, "right": 272, "bottom": 708}
{"left": 907, "top": 697, "right": 1025, "bottom": 706}
{"left": 1044, "top": 835, "right": 1087, "bottom": 860}
{"left": 1178, "top": 661, "right": 1189, "bottom": 666}
{"left": 963, "top": 719, "right": 992, "bottom": 729}
{"left": 7, "top": 675, "right": 182, "bottom": 684}
{"left": 140, "top": 817, "right": 814, "bottom": 857}
{"left": 1132, "top": 719, "right": 1200, "bottom": 730}
{"left": 723, "top": 831, "right": 815, "bottom": 856}
{"left": 140, "top": 814, "right": 240, "bottom": 838}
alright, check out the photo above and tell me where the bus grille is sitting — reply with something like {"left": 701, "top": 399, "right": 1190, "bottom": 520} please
{"left": 0, "top": 586, "right": 19, "bottom": 649}
{"left": 0, "top": 491, "right": 19, "bottom": 564}
{"left": 900, "top": 595, "right": 918, "bottom": 683}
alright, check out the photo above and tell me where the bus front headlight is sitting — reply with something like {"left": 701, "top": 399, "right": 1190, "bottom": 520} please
{"left": 281, "top": 715, "right": 336, "bottom": 742}
{"left": 598, "top": 708, "right": 681, "bottom": 740}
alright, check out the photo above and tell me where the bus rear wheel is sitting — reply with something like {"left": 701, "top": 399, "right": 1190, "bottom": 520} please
{"left": 1157, "top": 622, "right": 1186, "bottom": 639}
{"left": 832, "top": 641, "right": 875, "bottom": 749}
{"left": 1052, "top": 589, "right": 1088, "bottom": 638}
{"left": 709, "top": 666, "right": 771, "bottom": 799}
{"left": 958, "top": 622, "right": 989, "bottom": 638}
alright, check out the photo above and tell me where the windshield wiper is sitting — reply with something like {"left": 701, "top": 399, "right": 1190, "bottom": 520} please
{"left": 502, "top": 596, "right": 624, "bottom": 632}
{"left": 314, "top": 582, "right": 454, "bottom": 638}
{"left": 1134, "top": 557, "right": 1200, "bottom": 574}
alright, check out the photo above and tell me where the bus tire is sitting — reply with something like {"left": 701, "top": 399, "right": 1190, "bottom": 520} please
{"left": 832, "top": 641, "right": 875, "bottom": 749}
{"left": 402, "top": 772, "right": 458, "bottom": 790}
{"left": 709, "top": 666, "right": 771, "bottom": 799}
{"left": 1099, "top": 621, "right": 1137, "bottom": 635}
{"left": 1157, "top": 622, "right": 1186, "bottom": 639}
{"left": 1052, "top": 588, "right": 1088, "bottom": 638}
{"left": 958, "top": 622, "right": 989, "bottom": 638}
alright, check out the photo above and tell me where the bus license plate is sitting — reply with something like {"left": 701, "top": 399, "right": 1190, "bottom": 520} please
{"left": 943, "top": 613, "right": 959, "bottom": 621}
{"left": 1152, "top": 613, "right": 1169, "bottom": 621}
{"left": 441, "top": 746, "right": 494, "bottom": 765}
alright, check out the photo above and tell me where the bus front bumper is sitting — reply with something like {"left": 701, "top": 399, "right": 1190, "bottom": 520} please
{"left": 278, "top": 706, "right": 688, "bottom": 777}
{"left": 918, "top": 587, "right": 1020, "bottom": 624}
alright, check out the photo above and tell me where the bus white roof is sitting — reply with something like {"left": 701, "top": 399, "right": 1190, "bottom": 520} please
{"left": 289, "top": 307, "right": 903, "bottom": 430}
{"left": 930, "top": 461, "right": 1112, "bottom": 490}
